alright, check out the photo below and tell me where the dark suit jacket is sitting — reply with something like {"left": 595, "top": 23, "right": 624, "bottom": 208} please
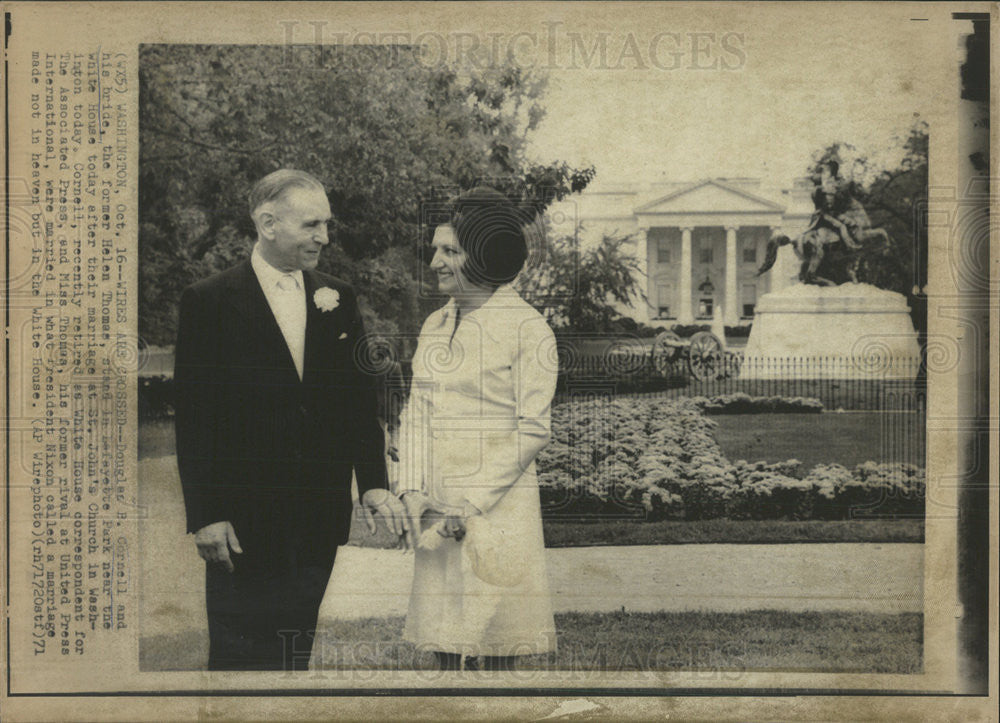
{"left": 173, "top": 259, "right": 387, "bottom": 571}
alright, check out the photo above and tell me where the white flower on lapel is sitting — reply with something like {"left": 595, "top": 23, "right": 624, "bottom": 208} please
{"left": 314, "top": 287, "right": 340, "bottom": 312}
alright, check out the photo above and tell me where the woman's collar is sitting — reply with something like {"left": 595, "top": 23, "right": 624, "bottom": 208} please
{"left": 449, "top": 284, "right": 515, "bottom": 319}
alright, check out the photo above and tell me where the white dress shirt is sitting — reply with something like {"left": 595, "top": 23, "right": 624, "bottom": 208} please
{"left": 251, "top": 243, "right": 307, "bottom": 380}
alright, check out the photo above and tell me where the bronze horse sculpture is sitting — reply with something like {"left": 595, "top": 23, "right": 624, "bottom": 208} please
{"left": 757, "top": 206, "right": 891, "bottom": 286}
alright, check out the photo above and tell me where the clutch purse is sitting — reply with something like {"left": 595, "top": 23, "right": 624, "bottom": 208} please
{"left": 418, "top": 514, "right": 526, "bottom": 588}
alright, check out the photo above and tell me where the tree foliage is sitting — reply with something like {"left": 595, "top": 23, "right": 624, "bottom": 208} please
{"left": 807, "top": 118, "right": 929, "bottom": 299}
{"left": 139, "top": 45, "right": 594, "bottom": 346}
{"left": 518, "top": 228, "right": 645, "bottom": 333}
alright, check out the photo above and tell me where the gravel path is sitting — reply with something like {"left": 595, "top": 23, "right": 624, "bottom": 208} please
{"left": 141, "top": 540, "right": 922, "bottom": 644}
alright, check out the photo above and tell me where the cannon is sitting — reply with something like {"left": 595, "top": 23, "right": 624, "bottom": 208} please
{"left": 649, "top": 330, "right": 738, "bottom": 381}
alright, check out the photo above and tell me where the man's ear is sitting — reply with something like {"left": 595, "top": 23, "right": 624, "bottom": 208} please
{"left": 255, "top": 205, "right": 277, "bottom": 240}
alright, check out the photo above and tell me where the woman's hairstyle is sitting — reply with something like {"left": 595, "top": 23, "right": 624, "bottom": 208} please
{"left": 445, "top": 186, "right": 534, "bottom": 288}
{"left": 248, "top": 169, "right": 326, "bottom": 216}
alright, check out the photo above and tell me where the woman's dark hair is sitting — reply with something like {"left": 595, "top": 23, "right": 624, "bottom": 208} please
{"left": 446, "top": 187, "right": 533, "bottom": 288}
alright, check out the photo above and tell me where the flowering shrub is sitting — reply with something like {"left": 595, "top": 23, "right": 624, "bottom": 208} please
{"left": 728, "top": 460, "right": 811, "bottom": 520}
{"left": 847, "top": 462, "right": 926, "bottom": 517}
{"left": 537, "top": 397, "right": 924, "bottom": 521}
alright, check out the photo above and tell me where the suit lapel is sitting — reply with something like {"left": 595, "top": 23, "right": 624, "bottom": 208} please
{"left": 225, "top": 260, "right": 301, "bottom": 383}
{"left": 302, "top": 270, "right": 331, "bottom": 384}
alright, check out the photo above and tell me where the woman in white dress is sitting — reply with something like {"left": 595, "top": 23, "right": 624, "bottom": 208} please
{"left": 397, "top": 188, "right": 557, "bottom": 671}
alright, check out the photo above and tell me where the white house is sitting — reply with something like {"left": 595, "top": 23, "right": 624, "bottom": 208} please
{"left": 548, "top": 177, "right": 817, "bottom": 326}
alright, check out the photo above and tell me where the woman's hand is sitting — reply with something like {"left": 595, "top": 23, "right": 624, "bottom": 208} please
{"left": 441, "top": 501, "right": 482, "bottom": 542}
{"left": 400, "top": 491, "right": 449, "bottom": 549}
{"left": 401, "top": 493, "right": 481, "bottom": 545}
{"left": 441, "top": 514, "right": 466, "bottom": 541}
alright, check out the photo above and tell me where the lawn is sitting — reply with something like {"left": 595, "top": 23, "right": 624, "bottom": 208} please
{"left": 309, "top": 610, "right": 922, "bottom": 674}
{"left": 712, "top": 411, "right": 925, "bottom": 469}
{"left": 349, "top": 515, "right": 922, "bottom": 549}
{"left": 539, "top": 518, "right": 923, "bottom": 547}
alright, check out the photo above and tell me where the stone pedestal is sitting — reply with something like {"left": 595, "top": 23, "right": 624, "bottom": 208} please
{"left": 740, "top": 283, "right": 921, "bottom": 379}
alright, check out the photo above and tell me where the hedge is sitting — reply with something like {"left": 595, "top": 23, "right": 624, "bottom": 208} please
{"left": 691, "top": 393, "right": 823, "bottom": 414}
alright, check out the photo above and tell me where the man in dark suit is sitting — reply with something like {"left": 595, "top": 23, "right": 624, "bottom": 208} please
{"left": 174, "top": 169, "right": 408, "bottom": 671}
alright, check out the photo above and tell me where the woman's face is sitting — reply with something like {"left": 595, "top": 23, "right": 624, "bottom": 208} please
{"left": 430, "top": 224, "right": 475, "bottom": 296}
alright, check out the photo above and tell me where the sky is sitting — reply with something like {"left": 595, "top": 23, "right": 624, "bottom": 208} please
{"left": 521, "top": 4, "right": 962, "bottom": 191}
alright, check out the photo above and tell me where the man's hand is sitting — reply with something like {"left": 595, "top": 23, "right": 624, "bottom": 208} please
{"left": 362, "top": 488, "right": 410, "bottom": 550}
{"left": 400, "top": 491, "right": 430, "bottom": 549}
{"left": 194, "top": 521, "right": 242, "bottom": 572}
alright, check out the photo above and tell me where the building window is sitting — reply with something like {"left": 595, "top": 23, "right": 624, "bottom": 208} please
{"left": 742, "top": 240, "right": 757, "bottom": 264}
{"left": 655, "top": 282, "right": 674, "bottom": 319}
{"left": 657, "top": 240, "right": 671, "bottom": 264}
{"left": 742, "top": 283, "right": 756, "bottom": 317}
{"left": 696, "top": 275, "right": 715, "bottom": 319}
{"left": 699, "top": 243, "right": 713, "bottom": 264}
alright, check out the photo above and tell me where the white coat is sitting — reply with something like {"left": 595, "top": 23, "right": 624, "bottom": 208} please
{"left": 397, "top": 286, "right": 558, "bottom": 656}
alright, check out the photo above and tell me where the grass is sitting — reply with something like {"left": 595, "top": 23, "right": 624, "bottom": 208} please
{"left": 712, "top": 411, "right": 925, "bottom": 469}
{"left": 349, "top": 517, "right": 923, "bottom": 549}
{"left": 539, "top": 519, "right": 923, "bottom": 547}
{"left": 310, "top": 610, "right": 922, "bottom": 674}
{"left": 141, "top": 610, "right": 923, "bottom": 674}
{"left": 557, "top": 379, "right": 924, "bottom": 412}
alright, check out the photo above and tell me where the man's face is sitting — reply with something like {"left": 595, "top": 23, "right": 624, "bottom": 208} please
{"left": 258, "top": 187, "right": 332, "bottom": 271}
{"left": 820, "top": 165, "right": 837, "bottom": 193}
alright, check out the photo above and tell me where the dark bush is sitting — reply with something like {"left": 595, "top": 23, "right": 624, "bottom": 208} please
{"left": 724, "top": 324, "right": 752, "bottom": 338}
{"left": 140, "top": 375, "right": 175, "bottom": 420}
{"left": 668, "top": 323, "right": 711, "bottom": 338}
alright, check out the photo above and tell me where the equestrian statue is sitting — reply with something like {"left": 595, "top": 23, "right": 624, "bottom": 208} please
{"left": 758, "top": 160, "right": 890, "bottom": 286}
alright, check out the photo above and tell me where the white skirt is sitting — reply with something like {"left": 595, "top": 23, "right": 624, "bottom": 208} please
{"left": 403, "top": 461, "right": 556, "bottom": 657}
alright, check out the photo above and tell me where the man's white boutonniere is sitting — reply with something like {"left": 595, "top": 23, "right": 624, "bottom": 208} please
{"left": 314, "top": 287, "right": 340, "bottom": 312}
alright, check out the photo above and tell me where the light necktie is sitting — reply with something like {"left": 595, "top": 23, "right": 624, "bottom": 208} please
{"left": 273, "top": 274, "right": 305, "bottom": 379}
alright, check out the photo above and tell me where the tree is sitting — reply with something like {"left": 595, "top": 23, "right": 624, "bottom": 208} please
{"left": 807, "top": 118, "right": 928, "bottom": 297}
{"left": 518, "top": 228, "right": 645, "bottom": 333}
{"left": 138, "top": 45, "right": 594, "bottom": 346}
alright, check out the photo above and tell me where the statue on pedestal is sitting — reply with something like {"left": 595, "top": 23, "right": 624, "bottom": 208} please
{"left": 757, "top": 160, "right": 890, "bottom": 286}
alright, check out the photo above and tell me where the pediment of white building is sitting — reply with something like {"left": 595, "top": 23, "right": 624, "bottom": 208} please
{"left": 634, "top": 179, "right": 785, "bottom": 216}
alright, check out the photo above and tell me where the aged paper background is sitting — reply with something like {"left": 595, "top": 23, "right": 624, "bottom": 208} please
{"left": 1, "top": 1, "right": 996, "bottom": 720}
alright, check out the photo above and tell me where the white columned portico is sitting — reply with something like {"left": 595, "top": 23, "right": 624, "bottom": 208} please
{"left": 725, "top": 225, "right": 739, "bottom": 325}
{"left": 631, "top": 178, "right": 790, "bottom": 327}
{"left": 678, "top": 226, "right": 694, "bottom": 323}
{"left": 639, "top": 228, "right": 650, "bottom": 321}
